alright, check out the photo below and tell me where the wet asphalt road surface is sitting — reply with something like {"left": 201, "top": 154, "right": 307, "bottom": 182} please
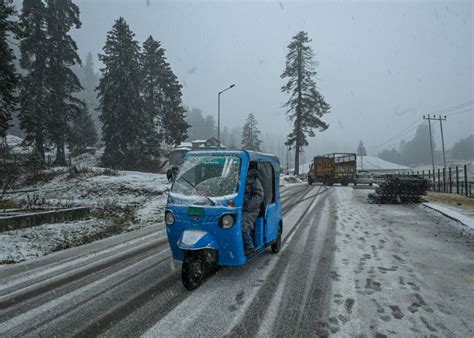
{"left": 0, "top": 185, "right": 473, "bottom": 337}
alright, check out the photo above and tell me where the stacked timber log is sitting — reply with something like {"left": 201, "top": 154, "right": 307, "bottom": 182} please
{"left": 368, "top": 176, "right": 429, "bottom": 204}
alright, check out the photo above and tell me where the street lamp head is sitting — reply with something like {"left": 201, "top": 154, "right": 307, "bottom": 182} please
{"left": 218, "top": 84, "right": 236, "bottom": 95}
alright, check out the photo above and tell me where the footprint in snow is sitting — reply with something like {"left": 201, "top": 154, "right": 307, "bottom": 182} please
{"left": 389, "top": 305, "right": 404, "bottom": 319}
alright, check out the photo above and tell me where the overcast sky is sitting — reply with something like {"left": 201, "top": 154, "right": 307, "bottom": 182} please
{"left": 68, "top": 0, "right": 473, "bottom": 155}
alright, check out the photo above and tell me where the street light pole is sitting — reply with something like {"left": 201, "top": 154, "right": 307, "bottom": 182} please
{"left": 217, "top": 93, "right": 220, "bottom": 144}
{"left": 217, "top": 84, "right": 235, "bottom": 148}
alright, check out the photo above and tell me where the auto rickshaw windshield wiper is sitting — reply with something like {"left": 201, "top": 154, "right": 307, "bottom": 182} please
{"left": 176, "top": 175, "right": 216, "bottom": 206}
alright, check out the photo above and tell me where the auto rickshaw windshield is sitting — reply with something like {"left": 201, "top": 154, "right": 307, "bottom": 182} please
{"left": 171, "top": 155, "right": 241, "bottom": 199}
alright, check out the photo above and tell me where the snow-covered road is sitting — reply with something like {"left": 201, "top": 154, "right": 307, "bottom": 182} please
{"left": 0, "top": 185, "right": 473, "bottom": 337}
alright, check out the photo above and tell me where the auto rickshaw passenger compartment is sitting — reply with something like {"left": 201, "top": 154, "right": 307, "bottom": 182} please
{"left": 250, "top": 161, "right": 276, "bottom": 247}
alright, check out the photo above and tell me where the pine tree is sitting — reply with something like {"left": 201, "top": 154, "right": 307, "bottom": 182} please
{"left": 0, "top": 0, "right": 22, "bottom": 138}
{"left": 141, "top": 36, "right": 165, "bottom": 153}
{"left": 98, "top": 18, "right": 149, "bottom": 169}
{"left": 378, "top": 148, "right": 402, "bottom": 164}
{"left": 281, "top": 31, "right": 330, "bottom": 175}
{"left": 160, "top": 58, "right": 189, "bottom": 146}
{"left": 141, "top": 35, "right": 188, "bottom": 147}
{"left": 19, "top": 0, "right": 49, "bottom": 160}
{"left": 203, "top": 115, "right": 216, "bottom": 139}
{"left": 399, "top": 124, "right": 435, "bottom": 165}
{"left": 186, "top": 107, "right": 206, "bottom": 140}
{"left": 451, "top": 135, "right": 474, "bottom": 160}
{"left": 44, "top": 0, "right": 84, "bottom": 165}
{"left": 357, "top": 140, "right": 367, "bottom": 156}
{"left": 82, "top": 53, "right": 97, "bottom": 97}
{"left": 221, "top": 126, "right": 230, "bottom": 147}
{"left": 80, "top": 52, "right": 100, "bottom": 137}
{"left": 241, "top": 113, "right": 262, "bottom": 151}
{"left": 230, "top": 126, "right": 240, "bottom": 148}
{"left": 68, "top": 104, "right": 97, "bottom": 156}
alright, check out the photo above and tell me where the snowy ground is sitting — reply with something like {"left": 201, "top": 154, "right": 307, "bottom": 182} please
{"left": 1, "top": 168, "right": 170, "bottom": 264}
{"left": 9, "top": 169, "right": 163, "bottom": 203}
{"left": 424, "top": 192, "right": 474, "bottom": 219}
{"left": 70, "top": 148, "right": 104, "bottom": 167}
{"left": 328, "top": 188, "right": 474, "bottom": 336}
{"left": 1, "top": 185, "right": 472, "bottom": 336}
{"left": 0, "top": 219, "right": 112, "bottom": 264}
{"left": 280, "top": 174, "right": 304, "bottom": 186}
{"left": 2, "top": 134, "right": 70, "bottom": 160}
{"left": 424, "top": 202, "right": 474, "bottom": 230}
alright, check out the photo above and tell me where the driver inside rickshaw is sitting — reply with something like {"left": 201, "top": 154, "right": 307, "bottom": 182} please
{"left": 242, "top": 162, "right": 264, "bottom": 256}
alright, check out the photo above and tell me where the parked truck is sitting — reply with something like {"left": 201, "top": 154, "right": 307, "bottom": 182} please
{"left": 307, "top": 153, "right": 357, "bottom": 186}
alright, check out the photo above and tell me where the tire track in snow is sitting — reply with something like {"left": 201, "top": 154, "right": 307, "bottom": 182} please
{"left": 0, "top": 184, "right": 317, "bottom": 336}
{"left": 0, "top": 237, "right": 168, "bottom": 314}
{"left": 0, "top": 247, "right": 171, "bottom": 336}
{"left": 225, "top": 188, "right": 334, "bottom": 336}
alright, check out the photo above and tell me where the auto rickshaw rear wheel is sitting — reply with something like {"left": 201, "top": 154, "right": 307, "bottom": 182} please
{"left": 182, "top": 253, "right": 204, "bottom": 290}
{"left": 271, "top": 224, "right": 282, "bottom": 254}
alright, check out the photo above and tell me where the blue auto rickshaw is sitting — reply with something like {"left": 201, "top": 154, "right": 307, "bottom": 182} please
{"left": 165, "top": 150, "right": 282, "bottom": 289}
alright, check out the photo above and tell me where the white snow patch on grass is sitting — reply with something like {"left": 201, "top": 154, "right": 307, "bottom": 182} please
{"left": 423, "top": 202, "right": 474, "bottom": 230}
{"left": 0, "top": 218, "right": 112, "bottom": 264}
{"left": 280, "top": 175, "right": 304, "bottom": 186}
{"left": 1, "top": 168, "right": 170, "bottom": 264}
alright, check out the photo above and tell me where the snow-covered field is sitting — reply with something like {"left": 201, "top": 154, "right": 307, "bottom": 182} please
{"left": 0, "top": 219, "right": 112, "bottom": 264}
{"left": 70, "top": 148, "right": 104, "bottom": 167}
{"left": 328, "top": 188, "right": 474, "bottom": 336}
{"left": 280, "top": 174, "right": 304, "bottom": 186}
{"left": 1, "top": 168, "right": 170, "bottom": 264}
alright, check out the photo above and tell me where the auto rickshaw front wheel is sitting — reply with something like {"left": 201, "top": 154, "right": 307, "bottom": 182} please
{"left": 182, "top": 253, "right": 205, "bottom": 290}
{"left": 182, "top": 250, "right": 217, "bottom": 290}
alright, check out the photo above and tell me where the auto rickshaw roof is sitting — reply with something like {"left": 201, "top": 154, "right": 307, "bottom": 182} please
{"left": 184, "top": 150, "right": 280, "bottom": 168}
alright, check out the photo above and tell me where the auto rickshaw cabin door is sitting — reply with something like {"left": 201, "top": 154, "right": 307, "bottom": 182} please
{"left": 258, "top": 162, "right": 279, "bottom": 243}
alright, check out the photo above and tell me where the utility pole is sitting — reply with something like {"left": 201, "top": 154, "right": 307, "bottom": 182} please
{"left": 438, "top": 115, "right": 447, "bottom": 173}
{"left": 424, "top": 114, "right": 448, "bottom": 172}
{"left": 423, "top": 115, "right": 436, "bottom": 185}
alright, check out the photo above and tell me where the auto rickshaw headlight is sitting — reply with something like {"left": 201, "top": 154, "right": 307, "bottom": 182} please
{"left": 165, "top": 211, "right": 175, "bottom": 225}
{"left": 220, "top": 214, "right": 235, "bottom": 228}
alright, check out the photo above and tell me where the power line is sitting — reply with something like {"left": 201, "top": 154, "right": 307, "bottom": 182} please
{"left": 374, "top": 128, "right": 419, "bottom": 151}
{"left": 371, "top": 119, "right": 420, "bottom": 150}
{"left": 445, "top": 107, "right": 474, "bottom": 117}
{"left": 432, "top": 100, "right": 474, "bottom": 115}
{"left": 371, "top": 100, "right": 473, "bottom": 152}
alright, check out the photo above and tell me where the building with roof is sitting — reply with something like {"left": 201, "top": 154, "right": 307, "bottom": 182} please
{"left": 169, "top": 138, "right": 227, "bottom": 166}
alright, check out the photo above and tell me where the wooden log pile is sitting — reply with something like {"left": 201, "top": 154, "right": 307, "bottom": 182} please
{"left": 368, "top": 176, "right": 429, "bottom": 204}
